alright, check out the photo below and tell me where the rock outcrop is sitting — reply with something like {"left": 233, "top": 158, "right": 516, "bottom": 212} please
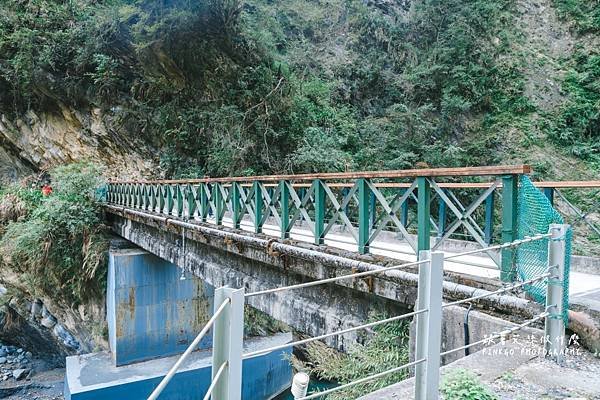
{"left": 0, "top": 103, "right": 157, "bottom": 183}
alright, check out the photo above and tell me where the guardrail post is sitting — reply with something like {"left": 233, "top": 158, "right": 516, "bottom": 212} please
{"left": 414, "top": 250, "right": 443, "bottom": 400}
{"left": 159, "top": 185, "right": 166, "bottom": 214}
{"left": 484, "top": 191, "right": 495, "bottom": 244}
{"left": 200, "top": 184, "right": 209, "bottom": 222}
{"left": 543, "top": 187, "right": 554, "bottom": 206}
{"left": 417, "top": 177, "right": 431, "bottom": 256}
{"left": 175, "top": 185, "right": 184, "bottom": 217}
{"left": 401, "top": 189, "right": 409, "bottom": 229}
{"left": 358, "top": 178, "right": 370, "bottom": 254}
{"left": 501, "top": 174, "right": 518, "bottom": 282}
{"left": 214, "top": 183, "right": 223, "bottom": 225}
{"left": 314, "top": 179, "right": 325, "bottom": 245}
{"left": 545, "top": 224, "right": 568, "bottom": 364}
{"left": 253, "top": 181, "right": 263, "bottom": 234}
{"left": 232, "top": 182, "right": 241, "bottom": 229}
{"left": 280, "top": 180, "right": 290, "bottom": 239}
{"left": 186, "top": 185, "right": 196, "bottom": 219}
{"left": 436, "top": 192, "right": 446, "bottom": 242}
{"left": 212, "top": 287, "right": 245, "bottom": 400}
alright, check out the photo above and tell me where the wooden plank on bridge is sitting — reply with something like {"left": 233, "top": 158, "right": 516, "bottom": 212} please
{"left": 113, "top": 165, "right": 532, "bottom": 184}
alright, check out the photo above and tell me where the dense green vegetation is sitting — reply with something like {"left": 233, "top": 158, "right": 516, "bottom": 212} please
{"left": 553, "top": 0, "right": 600, "bottom": 33}
{"left": 0, "top": 163, "right": 107, "bottom": 306}
{"left": 3, "top": 0, "right": 597, "bottom": 178}
{"left": 0, "top": 0, "right": 598, "bottom": 304}
{"left": 301, "top": 316, "right": 409, "bottom": 399}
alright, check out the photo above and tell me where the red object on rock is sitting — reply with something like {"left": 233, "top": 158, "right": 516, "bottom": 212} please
{"left": 41, "top": 185, "right": 53, "bottom": 196}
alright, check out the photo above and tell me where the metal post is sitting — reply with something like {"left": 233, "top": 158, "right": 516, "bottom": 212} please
{"left": 358, "top": 178, "right": 371, "bottom": 254}
{"left": 545, "top": 224, "right": 568, "bottom": 364}
{"left": 369, "top": 190, "right": 376, "bottom": 229}
{"left": 159, "top": 185, "right": 166, "bottom": 214}
{"left": 414, "top": 250, "right": 443, "bottom": 400}
{"left": 253, "top": 181, "right": 263, "bottom": 234}
{"left": 501, "top": 174, "right": 518, "bottom": 282}
{"left": 417, "top": 177, "right": 431, "bottom": 257}
{"left": 484, "top": 191, "right": 495, "bottom": 245}
{"left": 176, "top": 185, "right": 184, "bottom": 217}
{"left": 437, "top": 192, "right": 446, "bottom": 242}
{"left": 543, "top": 187, "right": 554, "bottom": 206}
{"left": 143, "top": 185, "right": 150, "bottom": 211}
{"left": 280, "top": 180, "right": 290, "bottom": 239}
{"left": 200, "top": 184, "right": 209, "bottom": 222}
{"left": 232, "top": 183, "right": 241, "bottom": 229}
{"left": 314, "top": 179, "right": 325, "bottom": 245}
{"left": 214, "top": 183, "right": 223, "bottom": 225}
{"left": 166, "top": 185, "right": 174, "bottom": 215}
{"left": 187, "top": 185, "right": 196, "bottom": 219}
{"left": 401, "top": 189, "right": 409, "bottom": 228}
{"left": 342, "top": 188, "right": 349, "bottom": 217}
{"left": 212, "top": 287, "right": 245, "bottom": 400}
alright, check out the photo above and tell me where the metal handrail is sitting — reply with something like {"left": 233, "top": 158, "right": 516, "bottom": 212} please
{"left": 202, "top": 361, "right": 228, "bottom": 400}
{"left": 147, "top": 298, "right": 230, "bottom": 400}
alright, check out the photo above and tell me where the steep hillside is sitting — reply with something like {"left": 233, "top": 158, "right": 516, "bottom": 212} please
{"left": 0, "top": 0, "right": 598, "bottom": 181}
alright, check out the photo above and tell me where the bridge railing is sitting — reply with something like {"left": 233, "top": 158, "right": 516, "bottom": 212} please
{"left": 144, "top": 223, "right": 569, "bottom": 400}
{"left": 108, "top": 165, "right": 533, "bottom": 281}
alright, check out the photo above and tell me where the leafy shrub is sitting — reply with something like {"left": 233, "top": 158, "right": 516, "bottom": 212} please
{"left": 441, "top": 369, "right": 498, "bottom": 400}
{"left": 305, "top": 315, "right": 409, "bottom": 400}
{"left": 0, "top": 163, "right": 107, "bottom": 306}
{"left": 543, "top": 50, "right": 600, "bottom": 160}
{"left": 553, "top": 0, "right": 600, "bottom": 33}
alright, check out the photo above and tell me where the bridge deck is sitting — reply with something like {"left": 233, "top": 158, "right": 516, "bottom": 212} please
{"left": 212, "top": 216, "right": 600, "bottom": 299}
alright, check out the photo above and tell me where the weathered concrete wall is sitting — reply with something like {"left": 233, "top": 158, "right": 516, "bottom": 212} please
{"left": 107, "top": 248, "right": 213, "bottom": 366}
{"left": 409, "top": 305, "right": 544, "bottom": 366}
{"left": 108, "top": 214, "right": 411, "bottom": 351}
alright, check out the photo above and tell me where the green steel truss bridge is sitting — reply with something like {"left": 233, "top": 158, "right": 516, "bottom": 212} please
{"left": 104, "top": 165, "right": 600, "bottom": 400}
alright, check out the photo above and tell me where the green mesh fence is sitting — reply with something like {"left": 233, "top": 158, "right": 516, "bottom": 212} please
{"left": 516, "top": 176, "right": 571, "bottom": 325}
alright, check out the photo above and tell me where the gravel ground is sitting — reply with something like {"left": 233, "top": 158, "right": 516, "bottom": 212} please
{"left": 0, "top": 367, "right": 63, "bottom": 400}
{"left": 0, "top": 342, "right": 64, "bottom": 400}
{"left": 489, "top": 337, "right": 600, "bottom": 399}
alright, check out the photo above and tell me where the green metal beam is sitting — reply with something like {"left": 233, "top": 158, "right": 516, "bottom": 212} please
{"left": 186, "top": 185, "right": 196, "bottom": 219}
{"left": 314, "top": 179, "right": 325, "bottom": 245}
{"left": 358, "top": 178, "right": 370, "bottom": 254}
{"left": 213, "top": 183, "right": 223, "bottom": 225}
{"left": 232, "top": 182, "right": 241, "bottom": 229}
{"left": 200, "top": 184, "right": 209, "bottom": 222}
{"left": 417, "top": 177, "right": 431, "bottom": 255}
{"left": 280, "top": 180, "right": 290, "bottom": 239}
{"left": 501, "top": 174, "right": 519, "bottom": 282}
{"left": 253, "top": 181, "right": 263, "bottom": 234}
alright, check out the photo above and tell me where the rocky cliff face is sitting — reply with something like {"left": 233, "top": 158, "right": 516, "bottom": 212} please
{"left": 0, "top": 103, "right": 157, "bottom": 183}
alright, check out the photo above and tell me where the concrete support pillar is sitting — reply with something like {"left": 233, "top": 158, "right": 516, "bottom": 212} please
{"left": 107, "top": 247, "right": 213, "bottom": 366}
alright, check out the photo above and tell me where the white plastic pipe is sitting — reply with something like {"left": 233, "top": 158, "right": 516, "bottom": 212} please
{"left": 291, "top": 372, "right": 310, "bottom": 399}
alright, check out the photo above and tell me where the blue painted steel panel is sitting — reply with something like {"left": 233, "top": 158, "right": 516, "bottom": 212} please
{"left": 65, "top": 348, "right": 292, "bottom": 400}
{"left": 107, "top": 249, "right": 214, "bottom": 366}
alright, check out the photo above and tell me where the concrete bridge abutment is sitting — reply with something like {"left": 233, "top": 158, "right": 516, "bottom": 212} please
{"left": 107, "top": 210, "right": 543, "bottom": 366}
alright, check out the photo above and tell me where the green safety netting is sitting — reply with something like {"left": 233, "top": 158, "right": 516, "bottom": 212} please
{"left": 516, "top": 175, "right": 571, "bottom": 325}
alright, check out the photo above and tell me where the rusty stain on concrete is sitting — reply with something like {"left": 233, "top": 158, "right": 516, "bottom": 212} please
{"left": 128, "top": 287, "right": 135, "bottom": 316}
